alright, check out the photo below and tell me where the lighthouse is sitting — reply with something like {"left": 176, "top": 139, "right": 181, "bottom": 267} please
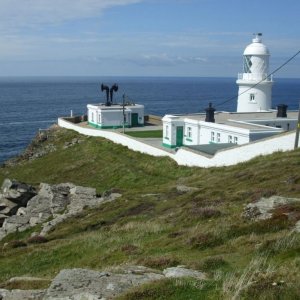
{"left": 236, "top": 33, "right": 273, "bottom": 112}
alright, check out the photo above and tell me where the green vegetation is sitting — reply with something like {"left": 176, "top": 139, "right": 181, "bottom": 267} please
{"left": 125, "top": 130, "right": 163, "bottom": 138}
{"left": 0, "top": 127, "right": 300, "bottom": 298}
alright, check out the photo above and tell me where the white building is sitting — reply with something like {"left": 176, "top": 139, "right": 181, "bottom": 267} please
{"left": 162, "top": 34, "right": 298, "bottom": 150}
{"left": 87, "top": 103, "right": 144, "bottom": 129}
{"left": 162, "top": 110, "right": 298, "bottom": 149}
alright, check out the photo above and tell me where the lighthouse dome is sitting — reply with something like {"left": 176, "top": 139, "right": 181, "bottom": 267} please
{"left": 243, "top": 33, "right": 270, "bottom": 56}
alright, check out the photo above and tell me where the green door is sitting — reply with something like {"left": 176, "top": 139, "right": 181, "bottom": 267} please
{"left": 131, "top": 113, "right": 139, "bottom": 127}
{"left": 176, "top": 126, "right": 184, "bottom": 146}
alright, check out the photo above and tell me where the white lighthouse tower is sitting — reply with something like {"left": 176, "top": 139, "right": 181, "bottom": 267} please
{"left": 236, "top": 33, "right": 273, "bottom": 112}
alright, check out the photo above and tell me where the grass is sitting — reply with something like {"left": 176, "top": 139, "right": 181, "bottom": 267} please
{"left": 125, "top": 130, "right": 163, "bottom": 138}
{"left": 0, "top": 127, "right": 300, "bottom": 298}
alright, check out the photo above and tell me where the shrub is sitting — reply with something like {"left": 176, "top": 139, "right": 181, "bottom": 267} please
{"left": 199, "top": 256, "right": 228, "bottom": 272}
{"left": 191, "top": 207, "right": 221, "bottom": 219}
{"left": 188, "top": 233, "right": 224, "bottom": 250}
{"left": 4, "top": 240, "right": 27, "bottom": 249}
{"left": 121, "top": 244, "right": 139, "bottom": 255}
{"left": 139, "top": 256, "right": 180, "bottom": 269}
{"left": 27, "top": 235, "right": 48, "bottom": 244}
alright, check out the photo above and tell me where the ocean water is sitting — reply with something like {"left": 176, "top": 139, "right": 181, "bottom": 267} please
{"left": 0, "top": 76, "right": 300, "bottom": 164}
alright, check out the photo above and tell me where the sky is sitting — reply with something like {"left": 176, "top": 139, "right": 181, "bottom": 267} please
{"left": 0, "top": 0, "right": 299, "bottom": 77}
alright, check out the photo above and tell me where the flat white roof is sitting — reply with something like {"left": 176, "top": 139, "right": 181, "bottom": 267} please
{"left": 165, "top": 110, "right": 298, "bottom": 132}
{"left": 88, "top": 103, "right": 144, "bottom": 109}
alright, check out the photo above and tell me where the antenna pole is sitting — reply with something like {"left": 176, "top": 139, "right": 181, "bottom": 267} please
{"left": 294, "top": 101, "right": 300, "bottom": 149}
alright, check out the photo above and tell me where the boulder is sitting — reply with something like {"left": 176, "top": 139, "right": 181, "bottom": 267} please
{"left": 0, "top": 199, "right": 19, "bottom": 216}
{"left": 1, "top": 179, "right": 36, "bottom": 206}
{"left": 0, "top": 181, "right": 122, "bottom": 241}
{"left": 0, "top": 288, "right": 45, "bottom": 300}
{"left": 2, "top": 215, "right": 31, "bottom": 235}
{"left": 163, "top": 266, "right": 206, "bottom": 280}
{"left": 176, "top": 185, "right": 199, "bottom": 193}
{"left": 44, "top": 268, "right": 164, "bottom": 299}
{"left": 0, "top": 214, "right": 8, "bottom": 227}
{"left": 243, "top": 196, "right": 300, "bottom": 220}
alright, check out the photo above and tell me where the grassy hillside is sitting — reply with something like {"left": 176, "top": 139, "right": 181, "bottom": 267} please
{"left": 0, "top": 127, "right": 300, "bottom": 299}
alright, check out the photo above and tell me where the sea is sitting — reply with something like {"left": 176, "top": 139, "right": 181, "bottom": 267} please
{"left": 0, "top": 76, "right": 300, "bottom": 164}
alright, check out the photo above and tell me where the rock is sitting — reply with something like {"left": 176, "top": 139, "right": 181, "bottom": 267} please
{"left": 2, "top": 215, "right": 31, "bottom": 235}
{"left": 163, "top": 266, "right": 206, "bottom": 280}
{"left": 44, "top": 268, "right": 164, "bottom": 299}
{"left": 0, "top": 199, "right": 19, "bottom": 216}
{"left": 1, "top": 179, "right": 36, "bottom": 206}
{"left": 0, "top": 288, "right": 45, "bottom": 300}
{"left": 0, "top": 181, "right": 121, "bottom": 241}
{"left": 0, "top": 214, "right": 8, "bottom": 227}
{"left": 243, "top": 196, "right": 300, "bottom": 220}
{"left": 176, "top": 185, "right": 199, "bottom": 193}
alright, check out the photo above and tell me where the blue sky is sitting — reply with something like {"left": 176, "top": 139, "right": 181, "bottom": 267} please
{"left": 0, "top": 0, "right": 299, "bottom": 77}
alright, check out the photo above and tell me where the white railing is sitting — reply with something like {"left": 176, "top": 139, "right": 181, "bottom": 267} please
{"left": 237, "top": 73, "right": 273, "bottom": 81}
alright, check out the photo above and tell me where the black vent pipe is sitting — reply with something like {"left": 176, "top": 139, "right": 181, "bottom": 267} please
{"left": 277, "top": 104, "right": 288, "bottom": 118}
{"left": 205, "top": 103, "right": 215, "bottom": 123}
{"left": 101, "top": 84, "right": 110, "bottom": 106}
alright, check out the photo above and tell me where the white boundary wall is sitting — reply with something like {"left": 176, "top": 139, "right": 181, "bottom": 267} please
{"left": 175, "top": 132, "right": 298, "bottom": 167}
{"left": 58, "top": 118, "right": 298, "bottom": 168}
{"left": 58, "top": 118, "right": 172, "bottom": 158}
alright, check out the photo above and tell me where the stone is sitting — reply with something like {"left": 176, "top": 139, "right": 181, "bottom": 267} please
{"left": 176, "top": 185, "right": 199, "bottom": 193}
{"left": 163, "top": 266, "right": 206, "bottom": 280}
{"left": 44, "top": 268, "right": 164, "bottom": 299}
{"left": 0, "top": 181, "right": 121, "bottom": 241}
{"left": 0, "top": 288, "right": 45, "bottom": 300}
{"left": 2, "top": 215, "right": 31, "bottom": 235}
{"left": 0, "top": 214, "right": 8, "bottom": 227}
{"left": 0, "top": 199, "right": 19, "bottom": 216}
{"left": 1, "top": 179, "right": 36, "bottom": 206}
{"left": 243, "top": 196, "right": 300, "bottom": 220}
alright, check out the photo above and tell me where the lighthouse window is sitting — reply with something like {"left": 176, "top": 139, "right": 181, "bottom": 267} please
{"left": 244, "top": 55, "right": 252, "bottom": 73}
{"left": 217, "top": 133, "right": 221, "bottom": 143}
{"left": 250, "top": 93, "right": 255, "bottom": 102}
{"left": 98, "top": 114, "right": 101, "bottom": 123}
{"left": 228, "top": 135, "right": 233, "bottom": 143}
{"left": 234, "top": 137, "right": 238, "bottom": 144}
{"left": 91, "top": 112, "right": 94, "bottom": 122}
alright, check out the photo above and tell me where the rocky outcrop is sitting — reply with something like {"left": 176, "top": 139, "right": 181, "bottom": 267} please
{"left": 0, "top": 179, "right": 37, "bottom": 236}
{"left": 0, "top": 179, "right": 37, "bottom": 215}
{"left": 0, "top": 289, "right": 45, "bottom": 300}
{"left": 243, "top": 196, "right": 300, "bottom": 221}
{"left": 163, "top": 266, "right": 206, "bottom": 280}
{"left": 44, "top": 267, "right": 164, "bottom": 299}
{"left": 176, "top": 185, "right": 199, "bottom": 194}
{"left": 243, "top": 195, "right": 300, "bottom": 232}
{"left": 0, "top": 180, "right": 122, "bottom": 241}
{"left": 0, "top": 264, "right": 206, "bottom": 299}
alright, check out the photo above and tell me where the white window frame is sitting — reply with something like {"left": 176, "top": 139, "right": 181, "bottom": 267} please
{"left": 211, "top": 131, "right": 215, "bottom": 142}
{"left": 165, "top": 125, "right": 169, "bottom": 138}
{"left": 228, "top": 135, "right": 233, "bottom": 143}
{"left": 234, "top": 136, "right": 238, "bottom": 144}
{"left": 91, "top": 112, "right": 94, "bottom": 122}
{"left": 217, "top": 132, "right": 220, "bottom": 143}
{"left": 98, "top": 113, "right": 101, "bottom": 124}
{"left": 187, "top": 127, "right": 192, "bottom": 138}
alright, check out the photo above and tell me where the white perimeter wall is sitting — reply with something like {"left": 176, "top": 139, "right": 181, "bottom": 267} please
{"left": 58, "top": 118, "right": 172, "bottom": 158}
{"left": 58, "top": 118, "right": 299, "bottom": 168}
